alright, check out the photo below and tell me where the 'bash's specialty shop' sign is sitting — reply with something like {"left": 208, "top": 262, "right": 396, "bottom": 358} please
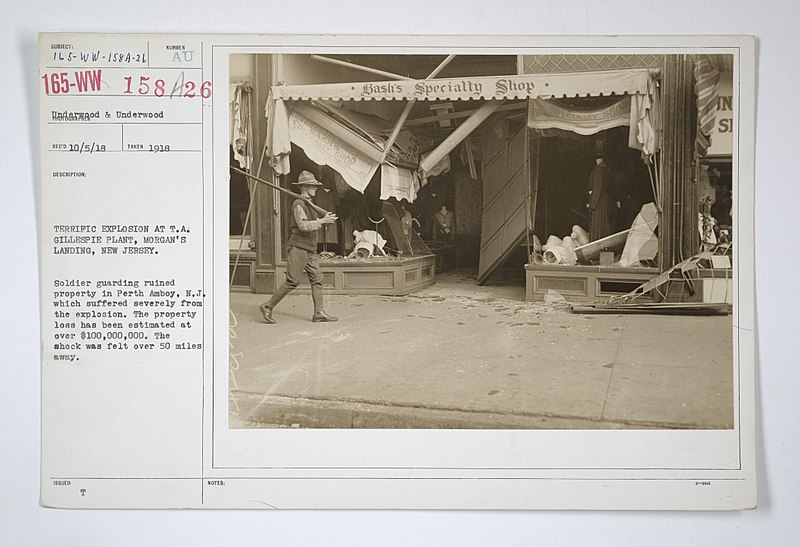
{"left": 272, "top": 69, "right": 651, "bottom": 102}
{"left": 359, "top": 78, "right": 537, "bottom": 100}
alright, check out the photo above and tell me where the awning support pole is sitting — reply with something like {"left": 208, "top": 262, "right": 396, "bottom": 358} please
{"left": 426, "top": 54, "right": 457, "bottom": 80}
{"left": 379, "top": 55, "right": 456, "bottom": 163}
{"left": 420, "top": 100, "right": 503, "bottom": 174}
{"left": 310, "top": 55, "right": 413, "bottom": 81}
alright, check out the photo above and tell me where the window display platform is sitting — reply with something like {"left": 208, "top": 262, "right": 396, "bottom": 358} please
{"left": 271, "top": 254, "right": 437, "bottom": 296}
{"left": 525, "top": 263, "right": 659, "bottom": 303}
{"left": 425, "top": 240, "right": 457, "bottom": 273}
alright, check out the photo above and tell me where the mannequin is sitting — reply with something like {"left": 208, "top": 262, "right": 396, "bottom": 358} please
{"left": 698, "top": 164, "right": 718, "bottom": 247}
{"left": 587, "top": 156, "right": 614, "bottom": 240}
{"left": 433, "top": 204, "right": 455, "bottom": 241}
{"left": 400, "top": 203, "right": 420, "bottom": 238}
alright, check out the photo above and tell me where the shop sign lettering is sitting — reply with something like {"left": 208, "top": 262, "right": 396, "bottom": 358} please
{"left": 707, "top": 72, "right": 733, "bottom": 156}
{"left": 356, "top": 76, "right": 544, "bottom": 100}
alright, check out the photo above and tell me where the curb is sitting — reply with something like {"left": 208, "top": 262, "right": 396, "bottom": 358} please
{"left": 232, "top": 392, "right": 674, "bottom": 429}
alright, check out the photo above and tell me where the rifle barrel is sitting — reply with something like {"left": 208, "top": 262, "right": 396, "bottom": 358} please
{"left": 230, "top": 166, "right": 329, "bottom": 216}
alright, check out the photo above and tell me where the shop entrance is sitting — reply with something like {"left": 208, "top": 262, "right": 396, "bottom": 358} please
{"left": 403, "top": 110, "right": 534, "bottom": 289}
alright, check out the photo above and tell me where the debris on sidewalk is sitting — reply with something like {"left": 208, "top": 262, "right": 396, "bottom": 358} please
{"left": 544, "top": 289, "right": 568, "bottom": 304}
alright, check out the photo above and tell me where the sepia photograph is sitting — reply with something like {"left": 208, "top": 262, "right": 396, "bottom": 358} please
{"left": 227, "top": 51, "right": 736, "bottom": 431}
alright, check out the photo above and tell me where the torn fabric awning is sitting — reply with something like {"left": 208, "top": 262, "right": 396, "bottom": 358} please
{"left": 525, "top": 74, "right": 662, "bottom": 156}
{"left": 271, "top": 68, "right": 653, "bottom": 102}
{"left": 266, "top": 100, "right": 418, "bottom": 196}
{"left": 527, "top": 96, "right": 632, "bottom": 135}
{"left": 287, "top": 106, "right": 380, "bottom": 193}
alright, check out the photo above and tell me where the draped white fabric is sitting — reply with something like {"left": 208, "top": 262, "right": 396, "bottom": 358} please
{"left": 264, "top": 94, "right": 291, "bottom": 175}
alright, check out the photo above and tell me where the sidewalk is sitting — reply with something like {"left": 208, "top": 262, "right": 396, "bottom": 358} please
{"left": 229, "top": 269, "right": 733, "bottom": 429}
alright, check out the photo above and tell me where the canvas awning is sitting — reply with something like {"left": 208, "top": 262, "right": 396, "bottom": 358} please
{"left": 266, "top": 67, "right": 658, "bottom": 197}
{"left": 527, "top": 96, "right": 632, "bottom": 135}
{"left": 266, "top": 99, "right": 419, "bottom": 196}
{"left": 526, "top": 74, "right": 662, "bottom": 158}
{"left": 271, "top": 68, "right": 653, "bottom": 102}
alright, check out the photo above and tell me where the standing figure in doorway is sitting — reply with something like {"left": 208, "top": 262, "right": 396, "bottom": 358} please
{"left": 259, "top": 171, "right": 339, "bottom": 324}
{"left": 587, "top": 156, "right": 615, "bottom": 240}
{"left": 433, "top": 204, "right": 455, "bottom": 241}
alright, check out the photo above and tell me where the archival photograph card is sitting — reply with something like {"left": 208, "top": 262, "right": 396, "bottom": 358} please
{"left": 39, "top": 33, "right": 756, "bottom": 509}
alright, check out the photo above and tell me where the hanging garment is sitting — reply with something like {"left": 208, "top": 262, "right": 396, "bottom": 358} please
{"left": 229, "top": 84, "right": 251, "bottom": 169}
{"left": 265, "top": 94, "right": 291, "bottom": 175}
{"left": 628, "top": 76, "right": 662, "bottom": 158}
{"left": 380, "top": 163, "right": 421, "bottom": 203}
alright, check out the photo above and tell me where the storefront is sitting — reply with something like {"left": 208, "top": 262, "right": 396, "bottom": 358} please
{"left": 229, "top": 53, "right": 732, "bottom": 303}
{"left": 520, "top": 54, "right": 733, "bottom": 303}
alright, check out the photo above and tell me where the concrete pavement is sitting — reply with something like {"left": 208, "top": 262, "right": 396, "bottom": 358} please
{"left": 229, "top": 268, "right": 733, "bottom": 429}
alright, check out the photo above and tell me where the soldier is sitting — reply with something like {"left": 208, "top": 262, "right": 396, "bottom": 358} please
{"left": 259, "top": 171, "right": 339, "bottom": 324}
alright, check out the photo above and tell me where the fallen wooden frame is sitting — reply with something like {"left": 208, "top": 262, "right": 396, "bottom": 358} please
{"left": 571, "top": 302, "right": 731, "bottom": 316}
{"left": 570, "top": 244, "right": 734, "bottom": 315}
{"left": 605, "top": 244, "right": 733, "bottom": 305}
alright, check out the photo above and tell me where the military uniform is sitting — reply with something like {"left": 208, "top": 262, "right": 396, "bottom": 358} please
{"left": 260, "top": 171, "right": 338, "bottom": 324}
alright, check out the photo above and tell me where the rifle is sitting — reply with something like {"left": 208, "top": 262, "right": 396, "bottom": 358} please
{"left": 230, "top": 166, "right": 330, "bottom": 217}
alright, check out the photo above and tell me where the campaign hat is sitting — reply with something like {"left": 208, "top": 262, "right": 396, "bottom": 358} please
{"left": 292, "top": 170, "right": 323, "bottom": 186}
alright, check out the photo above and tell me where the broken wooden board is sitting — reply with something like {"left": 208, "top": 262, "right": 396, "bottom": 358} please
{"left": 571, "top": 302, "right": 731, "bottom": 316}
{"left": 574, "top": 229, "right": 630, "bottom": 263}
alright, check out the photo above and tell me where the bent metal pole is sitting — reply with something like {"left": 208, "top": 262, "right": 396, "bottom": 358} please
{"left": 230, "top": 166, "right": 330, "bottom": 217}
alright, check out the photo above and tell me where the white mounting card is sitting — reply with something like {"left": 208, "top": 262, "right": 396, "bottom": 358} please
{"left": 38, "top": 34, "right": 756, "bottom": 510}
